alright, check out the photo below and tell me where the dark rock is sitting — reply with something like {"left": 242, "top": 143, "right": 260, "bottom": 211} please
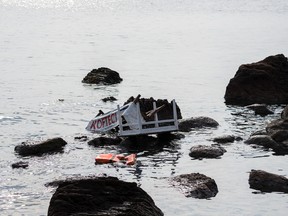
{"left": 244, "top": 135, "right": 288, "bottom": 155}
{"left": 120, "top": 135, "right": 161, "bottom": 154}
{"left": 82, "top": 67, "right": 123, "bottom": 85}
{"left": 213, "top": 135, "right": 236, "bottom": 143}
{"left": 170, "top": 173, "right": 218, "bottom": 199}
{"left": 249, "top": 169, "right": 288, "bottom": 193}
{"left": 88, "top": 136, "right": 122, "bottom": 147}
{"left": 47, "top": 176, "right": 163, "bottom": 216}
{"left": 14, "top": 137, "right": 67, "bottom": 156}
{"left": 224, "top": 54, "right": 288, "bottom": 105}
{"left": 102, "top": 96, "right": 117, "bottom": 102}
{"left": 281, "top": 105, "right": 288, "bottom": 119}
{"left": 251, "top": 129, "right": 268, "bottom": 136}
{"left": 271, "top": 130, "right": 288, "bottom": 142}
{"left": 245, "top": 104, "right": 274, "bottom": 116}
{"left": 124, "top": 96, "right": 182, "bottom": 121}
{"left": 119, "top": 134, "right": 182, "bottom": 156}
{"left": 235, "top": 136, "right": 243, "bottom": 141}
{"left": 266, "top": 118, "right": 288, "bottom": 134}
{"left": 178, "top": 117, "right": 219, "bottom": 132}
{"left": 74, "top": 135, "right": 88, "bottom": 142}
{"left": 157, "top": 132, "right": 185, "bottom": 141}
{"left": 11, "top": 161, "right": 28, "bottom": 169}
{"left": 189, "top": 145, "right": 226, "bottom": 159}
{"left": 244, "top": 135, "right": 278, "bottom": 149}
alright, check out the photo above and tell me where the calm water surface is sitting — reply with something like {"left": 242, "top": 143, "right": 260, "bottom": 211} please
{"left": 1, "top": 0, "right": 288, "bottom": 215}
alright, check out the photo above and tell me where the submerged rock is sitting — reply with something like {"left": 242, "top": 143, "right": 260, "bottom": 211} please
{"left": 119, "top": 135, "right": 162, "bottom": 154}
{"left": 213, "top": 135, "right": 237, "bottom": 144}
{"left": 281, "top": 105, "right": 288, "bottom": 119}
{"left": 11, "top": 161, "right": 28, "bottom": 169}
{"left": 266, "top": 118, "right": 288, "bottom": 134}
{"left": 88, "top": 136, "right": 122, "bottom": 147}
{"left": 14, "top": 137, "right": 67, "bottom": 156}
{"left": 102, "top": 96, "right": 117, "bottom": 102}
{"left": 178, "top": 116, "right": 219, "bottom": 132}
{"left": 245, "top": 104, "right": 274, "bottom": 116}
{"left": 244, "top": 135, "right": 288, "bottom": 155}
{"left": 189, "top": 145, "right": 226, "bottom": 159}
{"left": 244, "top": 135, "right": 279, "bottom": 149}
{"left": 118, "top": 133, "right": 183, "bottom": 156}
{"left": 251, "top": 129, "right": 268, "bottom": 136}
{"left": 170, "top": 173, "right": 218, "bottom": 199}
{"left": 82, "top": 67, "right": 123, "bottom": 85}
{"left": 47, "top": 176, "right": 163, "bottom": 216}
{"left": 224, "top": 54, "right": 288, "bottom": 105}
{"left": 270, "top": 130, "right": 288, "bottom": 143}
{"left": 246, "top": 104, "right": 288, "bottom": 155}
{"left": 74, "top": 135, "right": 88, "bottom": 142}
{"left": 249, "top": 169, "right": 288, "bottom": 193}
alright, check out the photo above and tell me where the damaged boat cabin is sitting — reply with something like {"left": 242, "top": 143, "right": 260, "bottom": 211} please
{"left": 86, "top": 95, "right": 181, "bottom": 137}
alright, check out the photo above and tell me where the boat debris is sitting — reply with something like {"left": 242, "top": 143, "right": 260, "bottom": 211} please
{"left": 86, "top": 95, "right": 179, "bottom": 136}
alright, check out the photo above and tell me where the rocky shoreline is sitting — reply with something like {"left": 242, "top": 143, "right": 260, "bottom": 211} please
{"left": 12, "top": 54, "right": 288, "bottom": 215}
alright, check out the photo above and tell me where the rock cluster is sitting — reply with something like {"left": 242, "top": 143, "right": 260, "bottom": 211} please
{"left": 245, "top": 105, "right": 288, "bottom": 155}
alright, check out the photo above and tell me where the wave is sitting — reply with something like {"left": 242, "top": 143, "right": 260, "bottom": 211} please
{"left": 0, "top": 115, "right": 24, "bottom": 123}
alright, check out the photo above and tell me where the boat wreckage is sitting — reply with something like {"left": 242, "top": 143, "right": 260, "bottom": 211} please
{"left": 86, "top": 95, "right": 181, "bottom": 137}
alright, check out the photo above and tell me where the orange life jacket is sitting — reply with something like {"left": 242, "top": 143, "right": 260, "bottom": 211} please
{"left": 95, "top": 153, "right": 136, "bottom": 165}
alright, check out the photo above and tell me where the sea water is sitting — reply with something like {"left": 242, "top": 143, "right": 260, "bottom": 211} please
{"left": 1, "top": 0, "right": 288, "bottom": 215}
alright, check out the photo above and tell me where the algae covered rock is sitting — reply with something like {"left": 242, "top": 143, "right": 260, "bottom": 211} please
{"left": 82, "top": 67, "right": 123, "bottom": 85}
{"left": 225, "top": 54, "right": 288, "bottom": 105}
{"left": 47, "top": 176, "right": 163, "bottom": 216}
{"left": 170, "top": 173, "right": 218, "bottom": 199}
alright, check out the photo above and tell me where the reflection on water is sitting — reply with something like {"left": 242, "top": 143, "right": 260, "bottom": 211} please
{"left": 1, "top": 0, "right": 288, "bottom": 14}
{"left": 1, "top": 0, "right": 288, "bottom": 215}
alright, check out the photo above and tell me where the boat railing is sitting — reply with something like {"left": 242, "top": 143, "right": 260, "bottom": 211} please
{"left": 117, "top": 99, "right": 179, "bottom": 136}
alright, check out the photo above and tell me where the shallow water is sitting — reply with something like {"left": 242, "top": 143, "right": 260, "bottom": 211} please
{"left": 1, "top": 0, "right": 288, "bottom": 215}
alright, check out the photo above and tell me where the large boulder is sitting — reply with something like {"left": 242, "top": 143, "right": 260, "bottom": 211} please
{"left": 249, "top": 169, "right": 288, "bottom": 193}
{"left": 178, "top": 116, "right": 219, "bottom": 132}
{"left": 224, "top": 54, "right": 288, "bottom": 105}
{"left": 82, "top": 67, "right": 123, "bottom": 85}
{"left": 14, "top": 137, "right": 67, "bottom": 156}
{"left": 47, "top": 176, "right": 163, "bottom": 216}
{"left": 170, "top": 173, "right": 218, "bottom": 199}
